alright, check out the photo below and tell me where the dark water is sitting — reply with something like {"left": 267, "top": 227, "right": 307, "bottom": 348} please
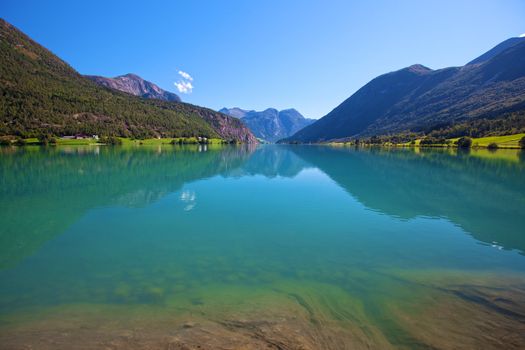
{"left": 0, "top": 145, "right": 524, "bottom": 348}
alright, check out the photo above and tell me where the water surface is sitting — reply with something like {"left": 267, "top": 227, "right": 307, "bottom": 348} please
{"left": 1, "top": 145, "right": 524, "bottom": 349}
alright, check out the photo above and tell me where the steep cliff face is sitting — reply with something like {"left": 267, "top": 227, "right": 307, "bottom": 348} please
{"left": 86, "top": 74, "right": 181, "bottom": 102}
{"left": 202, "top": 108, "right": 258, "bottom": 143}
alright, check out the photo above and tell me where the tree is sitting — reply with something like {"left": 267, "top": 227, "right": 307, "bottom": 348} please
{"left": 520, "top": 136, "right": 525, "bottom": 149}
{"left": 14, "top": 137, "right": 26, "bottom": 146}
{"left": 38, "top": 134, "right": 57, "bottom": 145}
{"left": 457, "top": 137, "right": 472, "bottom": 148}
{"left": 487, "top": 142, "right": 498, "bottom": 150}
{"left": 99, "top": 136, "right": 122, "bottom": 145}
{"left": 0, "top": 136, "right": 13, "bottom": 146}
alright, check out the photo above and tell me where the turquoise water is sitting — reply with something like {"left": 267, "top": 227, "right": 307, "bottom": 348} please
{"left": 1, "top": 145, "right": 525, "bottom": 348}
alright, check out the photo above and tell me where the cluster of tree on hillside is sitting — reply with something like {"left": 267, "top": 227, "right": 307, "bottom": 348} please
{"left": 0, "top": 70, "right": 220, "bottom": 139}
{"left": 347, "top": 112, "right": 525, "bottom": 147}
{"left": 425, "top": 111, "right": 525, "bottom": 139}
{"left": 0, "top": 20, "right": 249, "bottom": 141}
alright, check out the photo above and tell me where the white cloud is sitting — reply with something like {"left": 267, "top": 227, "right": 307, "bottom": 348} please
{"left": 520, "top": 33, "right": 525, "bottom": 38}
{"left": 174, "top": 70, "right": 194, "bottom": 94}
{"left": 178, "top": 70, "right": 193, "bottom": 81}
{"left": 180, "top": 190, "right": 196, "bottom": 202}
{"left": 180, "top": 190, "right": 196, "bottom": 211}
{"left": 174, "top": 80, "right": 193, "bottom": 94}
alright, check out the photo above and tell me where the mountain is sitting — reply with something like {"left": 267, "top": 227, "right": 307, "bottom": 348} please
{"left": 220, "top": 107, "right": 314, "bottom": 142}
{"left": 219, "top": 107, "right": 250, "bottom": 119}
{"left": 284, "top": 37, "right": 525, "bottom": 143}
{"left": 86, "top": 73, "right": 181, "bottom": 102}
{"left": 0, "top": 19, "right": 256, "bottom": 142}
{"left": 467, "top": 37, "right": 525, "bottom": 65}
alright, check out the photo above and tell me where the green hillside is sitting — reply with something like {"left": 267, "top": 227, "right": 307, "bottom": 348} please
{"left": 284, "top": 37, "right": 525, "bottom": 143}
{"left": 0, "top": 19, "right": 256, "bottom": 142}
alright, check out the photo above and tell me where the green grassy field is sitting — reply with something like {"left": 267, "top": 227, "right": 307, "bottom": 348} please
{"left": 58, "top": 138, "right": 100, "bottom": 145}
{"left": 13, "top": 137, "right": 100, "bottom": 145}
{"left": 395, "top": 133, "right": 525, "bottom": 149}
{"left": 120, "top": 137, "right": 224, "bottom": 146}
{"left": 8, "top": 137, "right": 226, "bottom": 146}
{"left": 329, "top": 133, "right": 525, "bottom": 149}
{"left": 9, "top": 133, "right": 525, "bottom": 149}
{"left": 449, "top": 133, "right": 525, "bottom": 148}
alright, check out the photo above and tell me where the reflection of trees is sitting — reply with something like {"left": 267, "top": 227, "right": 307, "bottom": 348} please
{"left": 291, "top": 146, "right": 525, "bottom": 253}
{"left": 1, "top": 144, "right": 524, "bottom": 269}
{"left": 0, "top": 145, "right": 255, "bottom": 268}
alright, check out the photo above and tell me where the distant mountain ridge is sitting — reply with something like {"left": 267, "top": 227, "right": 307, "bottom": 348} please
{"left": 467, "top": 37, "right": 525, "bottom": 65}
{"left": 86, "top": 73, "right": 181, "bottom": 102}
{"left": 220, "top": 107, "right": 250, "bottom": 119}
{"left": 220, "top": 107, "right": 314, "bottom": 142}
{"left": 284, "top": 36, "right": 525, "bottom": 143}
{"left": 0, "top": 19, "right": 256, "bottom": 142}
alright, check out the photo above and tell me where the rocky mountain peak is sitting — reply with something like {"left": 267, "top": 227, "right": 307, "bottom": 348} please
{"left": 86, "top": 73, "right": 181, "bottom": 102}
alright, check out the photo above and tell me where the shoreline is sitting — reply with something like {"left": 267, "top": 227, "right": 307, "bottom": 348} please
{"left": 283, "top": 132, "right": 525, "bottom": 150}
{"left": 0, "top": 137, "right": 248, "bottom": 147}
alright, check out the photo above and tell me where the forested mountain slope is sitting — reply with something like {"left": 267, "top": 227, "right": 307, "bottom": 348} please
{"left": 285, "top": 37, "right": 525, "bottom": 142}
{"left": 0, "top": 19, "right": 256, "bottom": 142}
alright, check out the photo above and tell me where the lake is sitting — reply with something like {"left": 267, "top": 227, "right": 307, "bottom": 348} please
{"left": 0, "top": 145, "right": 524, "bottom": 349}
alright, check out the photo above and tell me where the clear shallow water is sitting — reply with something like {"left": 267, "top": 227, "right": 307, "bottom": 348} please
{"left": 0, "top": 145, "right": 525, "bottom": 349}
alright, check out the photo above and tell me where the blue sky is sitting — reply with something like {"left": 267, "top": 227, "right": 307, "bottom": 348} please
{"left": 3, "top": 0, "right": 524, "bottom": 119}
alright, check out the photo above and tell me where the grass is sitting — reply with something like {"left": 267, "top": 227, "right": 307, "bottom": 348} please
{"left": 57, "top": 138, "right": 100, "bottom": 145}
{"left": 12, "top": 133, "right": 525, "bottom": 149}
{"left": 448, "top": 133, "right": 525, "bottom": 149}
{"left": 120, "top": 137, "right": 224, "bottom": 146}
{"left": 371, "top": 133, "right": 524, "bottom": 149}
{"left": 326, "top": 133, "right": 525, "bottom": 150}
{"left": 7, "top": 137, "right": 227, "bottom": 146}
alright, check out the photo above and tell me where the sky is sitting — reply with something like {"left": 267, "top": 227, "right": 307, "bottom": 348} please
{"left": 2, "top": 0, "right": 524, "bottom": 119}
